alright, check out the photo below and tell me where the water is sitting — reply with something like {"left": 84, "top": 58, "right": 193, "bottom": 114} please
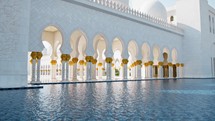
{"left": 0, "top": 79, "right": 215, "bottom": 121}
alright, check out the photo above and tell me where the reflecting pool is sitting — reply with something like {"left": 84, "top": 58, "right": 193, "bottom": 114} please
{"left": 0, "top": 79, "right": 215, "bottom": 120}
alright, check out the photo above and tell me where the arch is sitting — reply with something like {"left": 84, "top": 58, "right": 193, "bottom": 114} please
{"left": 70, "top": 30, "right": 88, "bottom": 58}
{"left": 153, "top": 44, "right": 161, "bottom": 65}
{"left": 41, "top": 25, "right": 63, "bottom": 60}
{"left": 163, "top": 47, "right": 170, "bottom": 61}
{"left": 112, "top": 37, "right": 124, "bottom": 54}
{"left": 128, "top": 40, "right": 138, "bottom": 59}
{"left": 171, "top": 48, "right": 178, "bottom": 64}
{"left": 93, "top": 34, "right": 108, "bottom": 59}
{"left": 142, "top": 42, "right": 151, "bottom": 62}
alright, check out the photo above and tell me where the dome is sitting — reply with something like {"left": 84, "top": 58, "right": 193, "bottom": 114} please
{"left": 130, "top": 0, "right": 167, "bottom": 21}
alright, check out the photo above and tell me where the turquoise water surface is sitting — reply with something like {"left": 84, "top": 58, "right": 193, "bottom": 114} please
{"left": 0, "top": 79, "right": 215, "bottom": 120}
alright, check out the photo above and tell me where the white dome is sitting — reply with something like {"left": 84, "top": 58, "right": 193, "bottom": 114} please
{"left": 130, "top": 0, "right": 167, "bottom": 21}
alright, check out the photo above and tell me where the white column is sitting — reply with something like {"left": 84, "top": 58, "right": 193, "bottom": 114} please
{"left": 73, "top": 64, "right": 77, "bottom": 81}
{"left": 61, "top": 61, "right": 65, "bottom": 81}
{"left": 106, "top": 63, "right": 111, "bottom": 80}
{"left": 149, "top": 65, "right": 153, "bottom": 78}
{"left": 69, "top": 65, "right": 73, "bottom": 80}
{"left": 179, "top": 66, "right": 183, "bottom": 78}
{"left": 169, "top": 66, "right": 173, "bottom": 78}
{"left": 36, "top": 59, "right": 41, "bottom": 83}
{"left": 92, "top": 63, "right": 96, "bottom": 80}
{"left": 98, "top": 65, "right": 103, "bottom": 80}
{"left": 137, "top": 65, "right": 141, "bottom": 79}
{"left": 51, "top": 64, "right": 57, "bottom": 81}
{"left": 158, "top": 66, "right": 162, "bottom": 78}
{"left": 86, "top": 62, "right": 92, "bottom": 81}
{"left": 123, "top": 64, "right": 128, "bottom": 80}
{"left": 112, "top": 64, "right": 115, "bottom": 80}
{"left": 31, "top": 59, "right": 36, "bottom": 83}
{"left": 65, "top": 61, "right": 69, "bottom": 81}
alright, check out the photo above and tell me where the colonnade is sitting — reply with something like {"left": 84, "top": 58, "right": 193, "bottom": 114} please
{"left": 30, "top": 52, "right": 184, "bottom": 83}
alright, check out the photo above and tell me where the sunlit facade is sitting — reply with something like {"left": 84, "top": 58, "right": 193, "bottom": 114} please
{"left": 0, "top": 0, "right": 215, "bottom": 88}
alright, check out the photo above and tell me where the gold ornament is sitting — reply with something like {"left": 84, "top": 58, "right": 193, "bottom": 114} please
{"left": 158, "top": 62, "right": 163, "bottom": 66}
{"left": 92, "top": 59, "right": 97, "bottom": 64}
{"left": 176, "top": 63, "right": 180, "bottom": 67}
{"left": 69, "top": 61, "right": 74, "bottom": 66}
{"left": 136, "top": 60, "right": 142, "bottom": 65}
{"left": 79, "top": 60, "right": 85, "bottom": 65}
{"left": 85, "top": 56, "right": 93, "bottom": 62}
{"left": 112, "top": 63, "right": 114, "bottom": 67}
{"left": 144, "top": 63, "right": 149, "bottom": 67}
{"left": 148, "top": 61, "right": 153, "bottom": 66}
{"left": 65, "top": 54, "right": 71, "bottom": 61}
{"left": 105, "top": 57, "right": 113, "bottom": 63}
{"left": 50, "top": 60, "right": 57, "bottom": 65}
{"left": 98, "top": 63, "right": 103, "bottom": 67}
{"left": 61, "top": 54, "right": 67, "bottom": 61}
{"left": 72, "top": 58, "right": 79, "bottom": 63}
{"left": 168, "top": 63, "right": 173, "bottom": 67}
{"left": 36, "top": 52, "right": 43, "bottom": 60}
{"left": 30, "top": 52, "right": 37, "bottom": 59}
{"left": 181, "top": 63, "right": 184, "bottom": 67}
{"left": 122, "top": 59, "right": 129, "bottom": 64}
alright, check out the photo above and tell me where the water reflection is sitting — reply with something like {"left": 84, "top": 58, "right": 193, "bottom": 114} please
{"left": 0, "top": 79, "right": 215, "bottom": 120}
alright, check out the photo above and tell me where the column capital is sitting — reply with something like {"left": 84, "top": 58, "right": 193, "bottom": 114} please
{"left": 122, "top": 59, "right": 129, "bottom": 64}
{"left": 30, "top": 52, "right": 37, "bottom": 59}
{"left": 72, "top": 58, "right": 79, "bottom": 63}
{"left": 36, "top": 52, "right": 43, "bottom": 60}
{"left": 92, "top": 59, "right": 97, "bottom": 64}
{"left": 79, "top": 60, "right": 85, "bottom": 65}
{"left": 50, "top": 60, "right": 57, "bottom": 65}
{"left": 136, "top": 60, "right": 142, "bottom": 65}
{"left": 105, "top": 57, "right": 113, "bottom": 63}
{"left": 85, "top": 56, "right": 93, "bottom": 62}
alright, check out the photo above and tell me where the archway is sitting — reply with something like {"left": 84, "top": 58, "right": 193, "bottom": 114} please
{"left": 142, "top": 43, "right": 151, "bottom": 78}
{"left": 70, "top": 30, "right": 87, "bottom": 81}
{"left": 93, "top": 34, "right": 107, "bottom": 80}
{"left": 28, "top": 26, "right": 63, "bottom": 83}
{"left": 112, "top": 38, "right": 123, "bottom": 79}
{"left": 153, "top": 45, "right": 161, "bottom": 77}
{"left": 172, "top": 48, "right": 178, "bottom": 78}
{"left": 128, "top": 40, "right": 138, "bottom": 79}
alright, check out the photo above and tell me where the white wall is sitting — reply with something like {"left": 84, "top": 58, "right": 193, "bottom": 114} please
{"left": 0, "top": 0, "right": 31, "bottom": 87}
{"left": 29, "top": 0, "right": 183, "bottom": 62}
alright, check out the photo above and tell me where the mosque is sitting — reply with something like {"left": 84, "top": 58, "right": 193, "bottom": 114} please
{"left": 0, "top": 0, "right": 215, "bottom": 88}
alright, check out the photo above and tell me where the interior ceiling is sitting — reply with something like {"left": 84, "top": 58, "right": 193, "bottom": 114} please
{"left": 45, "top": 26, "right": 58, "bottom": 32}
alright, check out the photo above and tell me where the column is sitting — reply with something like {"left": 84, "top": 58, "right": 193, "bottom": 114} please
{"left": 69, "top": 61, "right": 74, "bottom": 80}
{"left": 91, "top": 59, "right": 97, "bottom": 80}
{"left": 168, "top": 63, "right": 173, "bottom": 78}
{"left": 65, "top": 54, "right": 71, "bottom": 82}
{"left": 30, "top": 52, "right": 37, "bottom": 83}
{"left": 136, "top": 60, "right": 142, "bottom": 79}
{"left": 148, "top": 61, "right": 154, "bottom": 78}
{"left": 105, "top": 57, "right": 113, "bottom": 80}
{"left": 72, "top": 58, "right": 78, "bottom": 81}
{"left": 179, "top": 63, "right": 184, "bottom": 78}
{"left": 176, "top": 63, "right": 180, "bottom": 78}
{"left": 79, "top": 60, "right": 85, "bottom": 81}
{"left": 36, "top": 52, "right": 43, "bottom": 83}
{"left": 158, "top": 62, "right": 163, "bottom": 78}
{"left": 61, "top": 54, "right": 66, "bottom": 82}
{"left": 111, "top": 63, "right": 115, "bottom": 80}
{"left": 51, "top": 60, "right": 57, "bottom": 81}
{"left": 85, "top": 56, "right": 93, "bottom": 81}
{"left": 144, "top": 62, "right": 148, "bottom": 78}
{"left": 98, "top": 63, "right": 103, "bottom": 80}
{"left": 122, "top": 59, "right": 129, "bottom": 80}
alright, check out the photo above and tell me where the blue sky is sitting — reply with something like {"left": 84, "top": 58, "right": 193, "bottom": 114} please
{"left": 159, "top": 0, "right": 215, "bottom": 8}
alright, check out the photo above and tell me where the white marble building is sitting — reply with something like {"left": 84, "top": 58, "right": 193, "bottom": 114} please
{"left": 0, "top": 0, "right": 215, "bottom": 88}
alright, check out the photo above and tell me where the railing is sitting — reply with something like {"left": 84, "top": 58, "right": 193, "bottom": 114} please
{"left": 88, "top": 0, "right": 183, "bottom": 33}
